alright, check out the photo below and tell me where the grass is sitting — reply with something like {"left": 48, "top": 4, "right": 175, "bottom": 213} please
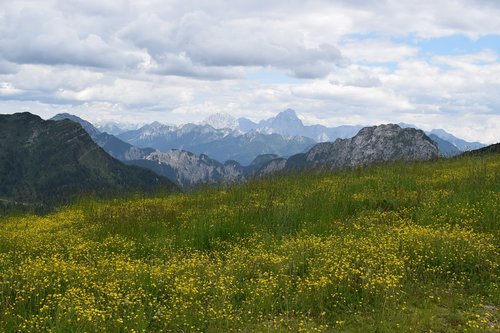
{"left": 0, "top": 154, "right": 499, "bottom": 332}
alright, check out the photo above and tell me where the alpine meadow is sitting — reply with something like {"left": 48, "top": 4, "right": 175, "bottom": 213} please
{"left": 1, "top": 0, "right": 500, "bottom": 332}
{"left": 1, "top": 154, "right": 498, "bottom": 332}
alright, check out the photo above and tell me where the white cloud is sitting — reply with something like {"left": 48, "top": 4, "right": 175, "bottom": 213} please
{"left": 0, "top": 3, "right": 143, "bottom": 69}
{"left": 0, "top": 0, "right": 498, "bottom": 143}
{"left": 150, "top": 53, "right": 246, "bottom": 80}
{"left": 55, "top": 77, "right": 195, "bottom": 107}
{"left": 56, "top": 0, "right": 130, "bottom": 17}
{"left": 0, "top": 82, "right": 22, "bottom": 96}
{"left": 5, "top": 65, "right": 105, "bottom": 92}
{"left": 119, "top": 10, "right": 347, "bottom": 78}
{"left": 341, "top": 39, "right": 418, "bottom": 64}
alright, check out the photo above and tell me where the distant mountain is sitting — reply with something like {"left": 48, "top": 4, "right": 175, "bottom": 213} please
{"left": 428, "top": 134, "right": 462, "bottom": 157}
{"left": 118, "top": 122, "right": 232, "bottom": 151}
{"left": 237, "top": 117, "right": 260, "bottom": 132}
{"left": 460, "top": 143, "right": 500, "bottom": 156}
{"left": 50, "top": 113, "right": 486, "bottom": 189}
{"left": 117, "top": 123, "right": 315, "bottom": 165}
{"left": 52, "top": 114, "right": 248, "bottom": 188}
{"left": 258, "top": 109, "right": 306, "bottom": 136}
{"left": 202, "top": 113, "right": 238, "bottom": 130}
{"left": 0, "top": 113, "right": 176, "bottom": 210}
{"left": 398, "top": 123, "right": 485, "bottom": 154}
{"left": 237, "top": 109, "right": 363, "bottom": 142}
{"left": 257, "top": 124, "right": 439, "bottom": 175}
{"left": 271, "top": 112, "right": 482, "bottom": 153}
{"left": 429, "top": 129, "right": 485, "bottom": 151}
{"left": 93, "top": 132, "right": 155, "bottom": 161}
{"left": 94, "top": 121, "right": 140, "bottom": 135}
{"left": 51, "top": 114, "right": 154, "bottom": 161}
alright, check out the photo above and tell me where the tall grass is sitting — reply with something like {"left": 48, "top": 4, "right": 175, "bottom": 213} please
{"left": 0, "top": 155, "right": 498, "bottom": 332}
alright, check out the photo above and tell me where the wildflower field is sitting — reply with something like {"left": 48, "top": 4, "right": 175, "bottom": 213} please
{"left": 1, "top": 155, "right": 499, "bottom": 332}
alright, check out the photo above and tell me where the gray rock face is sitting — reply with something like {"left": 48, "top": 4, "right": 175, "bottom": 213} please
{"left": 257, "top": 158, "right": 287, "bottom": 176}
{"left": 140, "top": 150, "right": 245, "bottom": 188}
{"left": 306, "top": 124, "right": 439, "bottom": 169}
{"left": 260, "top": 124, "right": 439, "bottom": 174}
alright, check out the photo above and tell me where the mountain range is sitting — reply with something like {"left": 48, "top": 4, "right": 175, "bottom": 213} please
{"left": 95, "top": 121, "right": 141, "bottom": 136}
{"left": 429, "top": 129, "right": 485, "bottom": 151}
{"left": 0, "top": 113, "right": 177, "bottom": 211}
{"left": 111, "top": 109, "right": 484, "bottom": 160}
{"left": 398, "top": 122, "right": 485, "bottom": 153}
{"left": 51, "top": 114, "right": 275, "bottom": 188}
{"left": 460, "top": 142, "right": 500, "bottom": 156}
{"left": 0, "top": 109, "right": 494, "bottom": 212}
{"left": 230, "top": 109, "right": 363, "bottom": 142}
{"left": 50, "top": 110, "right": 488, "bottom": 188}
{"left": 116, "top": 121, "right": 315, "bottom": 165}
{"left": 200, "top": 109, "right": 363, "bottom": 142}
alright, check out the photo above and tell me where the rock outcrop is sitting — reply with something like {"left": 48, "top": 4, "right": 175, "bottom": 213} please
{"left": 259, "top": 124, "right": 439, "bottom": 174}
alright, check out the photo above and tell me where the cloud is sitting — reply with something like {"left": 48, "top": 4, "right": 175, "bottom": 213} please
{"left": 291, "top": 80, "right": 412, "bottom": 111}
{"left": 0, "top": 82, "right": 22, "bottom": 96}
{"left": 0, "top": 0, "right": 499, "bottom": 143}
{"left": 55, "top": 77, "right": 196, "bottom": 107}
{"left": 432, "top": 50, "right": 498, "bottom": 68}
{"left": 56, "top": 0, "right": 130, "bottom": 16}
{"left": 0, "top": 2, "right": 142, "bottom": 69}
{"left": 120, "top": 10, "right": 347, "bottom": 79}
{"left": 329, "top": 66, "right": 382, "bottom": 88}
{"left": 0, "top": 59, "right": 18, "bottom": 74}
{"left": 340, "top": 39, "right": 418, "bottom": 64}
{"left": 150, "top": 53, "right": 246, "bottom": 80}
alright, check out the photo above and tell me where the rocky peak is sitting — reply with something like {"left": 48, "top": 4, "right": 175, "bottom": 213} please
{"left": 305, "top": 124, "right": 438, "bottom": 169}
{"left": 275, "top": 109, "right": 299, "bottom": 120}
{"left": 202, "top": 113, "right": 238, "bottom": 130}
{"left": 262, "top": 124, "right": 440, "bottom": 174}
{"left": 259, "top": 109, "right": 304, "bottom": 136}
{"left": 273, "top": 109, "right": 302, "bottom": 126}
{"left": 148, "top": 121, "right": 164, "bottom": 129}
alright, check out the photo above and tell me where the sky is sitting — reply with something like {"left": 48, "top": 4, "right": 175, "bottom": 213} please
{"left": 0, "top": 0, "right": 499, "bottom": 143}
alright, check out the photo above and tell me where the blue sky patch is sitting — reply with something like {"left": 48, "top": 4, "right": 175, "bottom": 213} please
{"left": 419, "top": 34, "right": 500, "bottom": 55}
{"left": 246, "top": 70, "right": 304, "bottom": 84}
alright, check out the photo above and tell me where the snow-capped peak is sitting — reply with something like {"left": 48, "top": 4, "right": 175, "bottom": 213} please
{"left": 201, "top": 113, "right": 238, "bottom": 130}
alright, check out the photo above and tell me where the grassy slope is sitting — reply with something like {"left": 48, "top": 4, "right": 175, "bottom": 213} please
{"left": 0, "top": 155, "right": 498, "bottom": 332}
{"left": 0, "top": 113, "right": 177, "bottom": 212}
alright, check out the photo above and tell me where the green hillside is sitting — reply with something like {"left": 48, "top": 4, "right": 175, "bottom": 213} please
{"left": 0, "top": 154, "right": 498, "bottom": 332}
{"left": 0, "top": 113, "right": 177, "bottom": 212}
